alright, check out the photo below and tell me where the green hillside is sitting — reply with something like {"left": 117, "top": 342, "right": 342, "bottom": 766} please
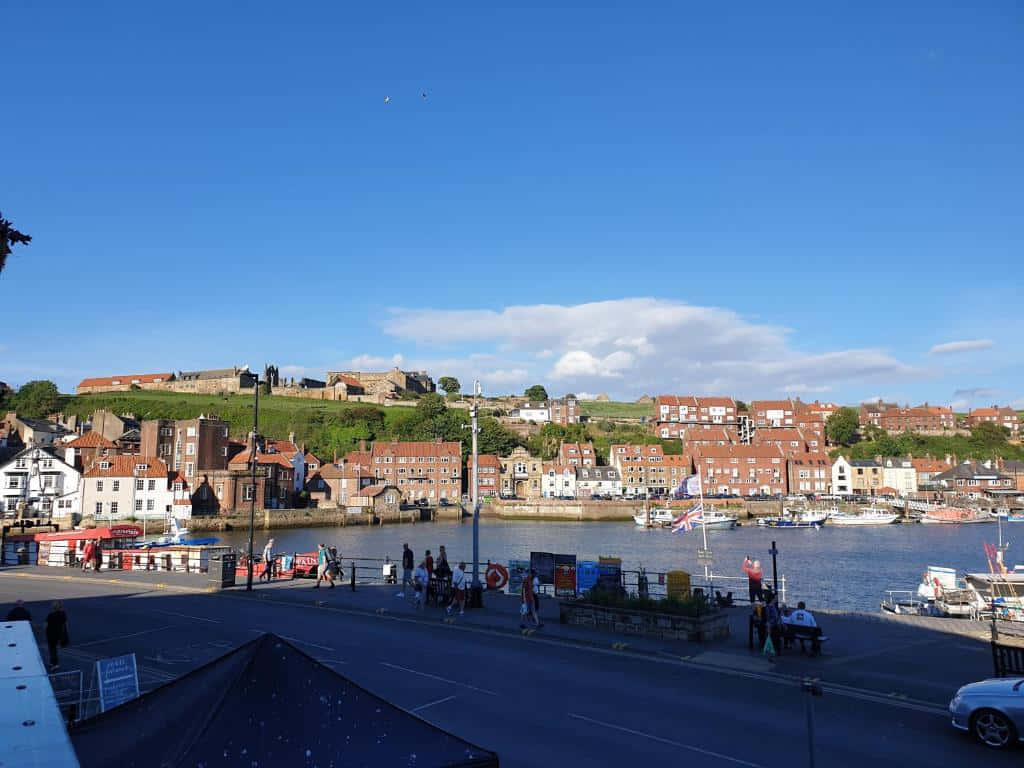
{"left": 580, "top": 400, "right": 651, "bottom": 419}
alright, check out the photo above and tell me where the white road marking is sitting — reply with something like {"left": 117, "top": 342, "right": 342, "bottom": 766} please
{"left": 150, "top": 609, "right": 221, "bottom": 624}
{"left": 380, "top": 662, "right": 497, "bottom": 695}
{"left": 412, "top": 694, "right": 456, "bottom": 712}
{"left": 568, "top": 713, "right": 763, "bottom": 768}
{"left": 315, "top": 658, "right": 348, "bottom": 666}
{"left": 76, "top": 626, "right": 175, "bottom": 647}
{"left": 248, "top": 629, "right": 335, "bottom": 652}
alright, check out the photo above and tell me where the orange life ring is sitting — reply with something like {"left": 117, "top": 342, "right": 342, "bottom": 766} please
{"left": 485, "top": 563, "right": 509, "bottom": 590}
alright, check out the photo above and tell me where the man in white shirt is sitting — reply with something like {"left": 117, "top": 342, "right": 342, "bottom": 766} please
{"left": 448, "top": 562, "right": 467, "bottom": 616}
{"left": 260, "top": 538, "right": 275, "bottom": 582}
{"left": 784, "top": 601, "right": 817, "bottom": 628}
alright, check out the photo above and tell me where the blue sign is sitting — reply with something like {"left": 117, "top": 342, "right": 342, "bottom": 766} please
{"left": 96, "top": 653, "right": 139, "bottom": 712}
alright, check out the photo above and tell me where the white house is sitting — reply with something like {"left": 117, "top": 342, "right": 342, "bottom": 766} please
{"left": 881, "top": 457, "right": 917, "bottom": 497}
{"left": 542, "top": 463, "right": 577, "bottom": 498}
{"left": 512, "top": 403, "right": 550, "bottom": 423}
{"left": 80, "top": 455, "right": 190, "bottom": 522}
{"left": 831, "top": 455, "right": 853, "bottom": 496}
{"left": 576, "top": 466, "right": 622, "bottom": 498}
{"left": 0, "top": 447, "right": 81, "bottom": 518}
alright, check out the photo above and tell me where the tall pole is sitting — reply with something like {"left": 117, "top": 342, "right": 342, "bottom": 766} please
{"left": 246, "top": 378, "right": 260, "bottom": 591}
{"left": 471, "top": 380, "right": 481, "bottom": 591}
{"left": 698, "top": 471, "right": 710, "bottom": 593}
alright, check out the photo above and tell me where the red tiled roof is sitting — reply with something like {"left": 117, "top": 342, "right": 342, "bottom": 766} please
{"left": 84, "top": 455, "right": 169, "bottom": 479}
{"left": 467, "top": 454, "right": 502, "bottom": 470}
{"left": 228, "top": 450, "right": 294, "bottom": 469}
{"left": 334, "top": 375, "right": 363, "bottom": 389}
{"left": 680, "top": 427, "right": 735, "bottom": 443}
{"left": 693, "top": 445, "right": 785, "bottom": 460}
{"left": 67, "top": 431, "right": 117, "bottom": 449}
{"left": 911, "top": 458, "right": 950, "bottom": 473}
{"left": 303, "top": 452, "right": 321, "bottom": 465}
{"left": 266, "top": 440, "right": 299, "bottom": 456}
{"left": 78, "top": 373, "right": 173, "bottom": 388}
{"left": 750, "top": 399, "right": 798, "bottom": 412}
{"left": 357, "top": 483, "right": 394, "bottom": 497}
{"left": 371, "top": 441, "right": 461, "bottom": 458}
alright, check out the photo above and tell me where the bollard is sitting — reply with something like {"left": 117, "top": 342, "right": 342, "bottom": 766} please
{"left": 350, "top": 561, "right": 356, "bottom": 591}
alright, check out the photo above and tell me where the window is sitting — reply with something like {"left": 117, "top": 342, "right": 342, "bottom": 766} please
{"left": 96, "top": 480, "right": 104, "bottom": 492}
{"left": 110, "top": 502, "right": 118, "bottom": 516}
{"left": 43, "top": 475, "right": 54, "bottom": 488}
{"left": 186, "top": 443, "right": 196, "bottom": 456}
{"left": 99, "top": 461, "right": 111, "bottom": 470}
{"left": 95, "top": 502, "right": 102, "bottom": 515}
{"left": 186, "top": 462, "right": 195, "bottom": 476}
{"left": 221, "top": 447, "right": 228, "bottom": 457}
{"left": 112, "top": 480, "right": 120, "bottom": 492}
{"left": 135, "top": 499, "right": 143, "bottom": 512}
{"left": 215, "top": 484, "right": 223, "bottom": 499}
{"left": 243, "top": 484, "right": 255, "bottom": 501}
{"left": 186, "top": 427, "right": 196, "bottom": 438}
{"left": 148, "top": 479, "right": 156, "bottom": 491}
{"left": 136, "top": 478, "right": 144, "bottom": 491}
{"left": 147, "top": 499, "right": 155, "bottom": 511}
{"left": 222, "top": 427, "right": 229, "bottom": 438}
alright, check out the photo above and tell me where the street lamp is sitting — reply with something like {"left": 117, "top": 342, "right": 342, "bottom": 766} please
{"left": 246, "top": 376, "right": 260, "bottom": 591}
{"left": 469, "top": 381, "right": 483, "bottom": 607}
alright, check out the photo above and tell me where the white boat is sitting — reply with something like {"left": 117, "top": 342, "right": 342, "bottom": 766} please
{"left": 694, "top": 510, "right": 738, "bottom": 530}
{"left": 633, "top": 508, "right": 675, "bottom": 528}
{"left": 829, "top": 507, "right": 900, "bottom": 526}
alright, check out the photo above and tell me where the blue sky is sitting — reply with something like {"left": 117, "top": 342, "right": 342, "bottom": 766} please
{"left": 2, "top": 1, "right": 1022, "bottom": 407}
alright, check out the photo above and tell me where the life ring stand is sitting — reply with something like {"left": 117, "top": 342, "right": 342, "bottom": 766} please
{"left": 485, "top": 563, "right": 509, "bottom": 590}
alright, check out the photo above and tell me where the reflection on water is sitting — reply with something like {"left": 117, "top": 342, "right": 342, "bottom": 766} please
{"left": 215, "top": 518, "right": 1015, "bottom": 612}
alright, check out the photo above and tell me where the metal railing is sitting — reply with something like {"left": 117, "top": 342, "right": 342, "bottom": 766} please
{"left": 48, "top": 669, "right": 83, "bottom": 723}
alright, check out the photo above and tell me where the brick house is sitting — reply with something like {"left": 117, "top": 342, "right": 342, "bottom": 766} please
{"left": 558, "top": 441, "right": 596, "bottom": 467}
{"left": 548, "top": 397, "right": 581, "bottom": 426}
{"left": 749, "top": 399, "right": 800, "bottom": 429}
{"left": 849, "top": 459, "right": 883, "bottom": 494}
{"left": 692, "top": 445, "right": 787, "bottom": 497}
{"left": 911, "top": 458, "right": 952, "bottom": 490}
{"left": 306, "top": 460, "right": 374, "bottom": 507}
{"left": 859, "top": 401, "right": 898, "bottom": 428}
{"left": 966, "top": 406, "right": 1020, "bottom": 437}
{"left": 63, "top": 431, "right": 118, "bottom": 472}
{"left": 76, "top": 372, "right": 175, "bottom": 394}
{"left": 654, "top": 395, "right": 738, "bottom": 432}
{"left": 466, "top": 454, "right": 502, "bottom": 498}
{"left": 208, "top": 450, "right": 296, "bottom": 512}
{"left": 608, "top": 444, "right": 670, "bottom": 497}
{"left": 370, "top": 440, "right": 462, "bottom": 504}
{"left": 679, "top": 427, "right": 735, "bottom": 450}
{"left": 787, "top": 453, "right": 831, "bottom": 495}
{"left": 752, "top": 427, "right": 820, "bottom": 455}
{"left": 140, "top": 416, "right": 231, "bottom": 487}
{"left": 353, "top": 484, "right": 401, "bottom": 517}
{"left": 931, "top": 461, "right": 1016, "bottom": 498}
{"left": 861, "top": 403, "right": 956, "bottom": 433}
{"left": 664, "top": 454, "right": 694, "bottom": 494}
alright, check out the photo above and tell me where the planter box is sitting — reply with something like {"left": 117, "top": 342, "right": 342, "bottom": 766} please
{"left": 559, "top": 601, "right": 729, "bottom": 642}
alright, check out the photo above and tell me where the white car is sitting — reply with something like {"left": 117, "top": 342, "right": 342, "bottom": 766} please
{"left": 949, "top": 677, "right": 1024, "bottom": 749}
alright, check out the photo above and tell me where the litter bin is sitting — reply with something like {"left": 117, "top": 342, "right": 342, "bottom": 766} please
{"left": 209, "top": 552, "right": 237, "bottom": 588}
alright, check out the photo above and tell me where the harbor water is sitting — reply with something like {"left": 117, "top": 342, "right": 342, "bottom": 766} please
{"left": 215, "top": 519, "right": 1017, "bottom": 613}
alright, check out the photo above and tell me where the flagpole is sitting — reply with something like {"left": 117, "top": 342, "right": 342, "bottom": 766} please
{"left": 698, "top": 471, "right": 710, "bottom": 597}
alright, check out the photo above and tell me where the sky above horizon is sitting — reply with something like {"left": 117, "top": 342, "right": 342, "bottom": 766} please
{"left": 2, "top": 2, "right": 1022, "bottom": 408}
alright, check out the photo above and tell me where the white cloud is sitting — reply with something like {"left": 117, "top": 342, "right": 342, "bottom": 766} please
{"left": 377, "top": 298, "right": 920, "bottom": 399}
{"left": 1012, "top": 397, "right": 1024, "bottom": 410}
{"left": 778, "top": 383, "right": 833, "bottom": 394}
{"left": 348, "top": 353, "right": 404, "bottom": 369}
{"left": 950, "top": 399, "right": 970, "bottom": 411}
{"left": 575, "top": 392, "right": 600, "bottom": 401}
{"left": 952, "top": 387, "right": 999, "bottom": 401}
{"left": 928, "top": 339, "right": 994, "bottom": 355}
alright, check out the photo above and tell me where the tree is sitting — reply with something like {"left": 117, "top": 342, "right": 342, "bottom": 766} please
{"left": 13, "top": 380, "right": 62, "bottom": 418}
{"left": 524, "top": 384, "right": 548, "bottom": 401}
{"left": 0, "top": 211, "right": 32, "bottom": 275}
{"left": 438, "top": 377, "right": 461, "bottom": 396}
{"left": 415, "top": 392, "right": 447, "bottom": 421}
{"left": 564, "top": 393, "right": 577, "bottom": 399}
{"left": 826, "top": 407, "right": 860, "bottom": 446}
{"left": 260, "top": 379, "right": 272, "bottom": 396}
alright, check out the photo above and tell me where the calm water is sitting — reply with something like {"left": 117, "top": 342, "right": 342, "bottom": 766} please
{"left": 216, "top": 519, "right": 1019, "bottom": 613}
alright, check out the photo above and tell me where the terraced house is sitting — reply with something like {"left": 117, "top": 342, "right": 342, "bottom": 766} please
{"left": 608, "top": 444, "right": 670, "bottom": 497}
{"left": 693, "top": 445, "right": 787, "bottom": 497}
{"left": 370, "top": 440, "right": 462, "bottom": 504}
{"left": 965, "top": 406, "right": 1020, "bottom": 438}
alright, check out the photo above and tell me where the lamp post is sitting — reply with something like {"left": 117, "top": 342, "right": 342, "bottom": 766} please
{"left": 246, "top": 377, "right": 260, "bottom": 591}
{"left": 470, "top": 381, "right": 482, "bottom": 606}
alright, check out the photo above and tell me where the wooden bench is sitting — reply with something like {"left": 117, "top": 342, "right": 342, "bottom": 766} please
{"left": 782, "top": 623, "right": 827, "bottom": 656}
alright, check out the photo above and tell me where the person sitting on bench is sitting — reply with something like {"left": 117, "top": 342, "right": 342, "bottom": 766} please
{"left": 782, "top": 601, "right": 817, "bottom": 651}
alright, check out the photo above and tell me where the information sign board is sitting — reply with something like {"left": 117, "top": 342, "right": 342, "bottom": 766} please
{"left": 96, "top": 653, "right": 139, "bottom": 712}
{"left": 507, "top": 559, "right": 530, "bottom": 595}
{"left": 529, "top": 551, "right": 555, "bottom": 585}
{"left": 553, "top": 554, "right": 577, "bottom": 597}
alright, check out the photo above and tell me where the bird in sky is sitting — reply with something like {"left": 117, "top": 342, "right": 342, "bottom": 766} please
{"left": 421, "top": 91, "right": 428, "bottom": 101}
{"left": 384, "top": 96, "right": 391, "bottom": 104}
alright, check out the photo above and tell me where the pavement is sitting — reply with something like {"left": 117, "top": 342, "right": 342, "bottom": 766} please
{"left": 1, "top": 564, "right": 1020, "bottom": 767}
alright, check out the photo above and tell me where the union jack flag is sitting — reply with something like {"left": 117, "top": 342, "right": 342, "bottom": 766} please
{"left": 671, "top": 504, "right": 703, "bottom": 533}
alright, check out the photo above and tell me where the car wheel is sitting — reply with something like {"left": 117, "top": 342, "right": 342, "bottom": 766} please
{"left": 971, "top": 708, "right": 1017, "bottom": 749}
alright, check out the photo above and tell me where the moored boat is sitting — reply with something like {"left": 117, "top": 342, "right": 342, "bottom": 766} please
{"left": 919, "top": 506, "right": 994, "bottom": 524}
{"left": 757, "top": 508, "right": 829, "bottom": 529}
{"left": 829, "top": 507, "right": 900, "bottom": 526}
{"left": 693, "top": 510, "right": 738, "bottom": 530}
{"left": 633, "top": 508, "right": 675, "bottom": 528}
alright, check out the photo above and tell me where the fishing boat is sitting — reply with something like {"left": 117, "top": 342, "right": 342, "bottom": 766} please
{"left": 829, "top": 507, "right": 900, "bottom": 526}
{"left": 142, "top": 518, "right": 220, "bottom": 547}
{"left": 995, "top": 508, "right": 1024, "bottom": 523}
{"left": 919, "top": 506, "right": 994, "bottom": 524}
{"left": 757, "top": 508, "right": 829, "bottom": 529}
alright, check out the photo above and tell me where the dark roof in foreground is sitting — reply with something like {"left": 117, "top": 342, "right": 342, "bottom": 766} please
{"left": 70, "top": 633, "right": 498, "bottom": 768}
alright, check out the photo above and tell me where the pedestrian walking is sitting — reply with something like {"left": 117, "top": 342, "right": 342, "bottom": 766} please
{"left": 329, "top": 546, "right": 341, "bottom": 580}
{"left": 447, "top": 562, "right": 467, "bottom": 616}
{"left": 314, "top": 543, "right": 334, "bottom": 589}
{"left": 92, "top": 540, "right": 102, "bottom": 571}
{"left": 44, "top": 601, "right": 69, "bottom": 670}
{"left": 765, "top": 592, "right": 782, "bottom": 657}
{"left": 742, "top": 556, "right": 764, "bottom": 603}
{"left": 520, "top": 569, "right": 541, "bottom": 629}
{"left": 425, "top": 549, "right": 434, "bottom": 577}
{"left": 532, "top": 569, "right": 541, "bottom": 616}
{"left": 260, "top": 538, "right": 275, "bottom": 582}
{"left": 81, "top": 540, "right": 95, "bottom": 571}
{"left": 413, "top": 560, "right": 429, "bottom": 609}
{"left": 398, "top": 543, "right": 414, "bottom": 598}
{"left": 5, "top": 599, "right": 31, "bottom": 622}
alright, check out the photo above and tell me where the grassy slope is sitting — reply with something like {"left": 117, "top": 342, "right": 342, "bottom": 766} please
{"left": 580, "top": 400, "right": 652, "bottom": 419}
